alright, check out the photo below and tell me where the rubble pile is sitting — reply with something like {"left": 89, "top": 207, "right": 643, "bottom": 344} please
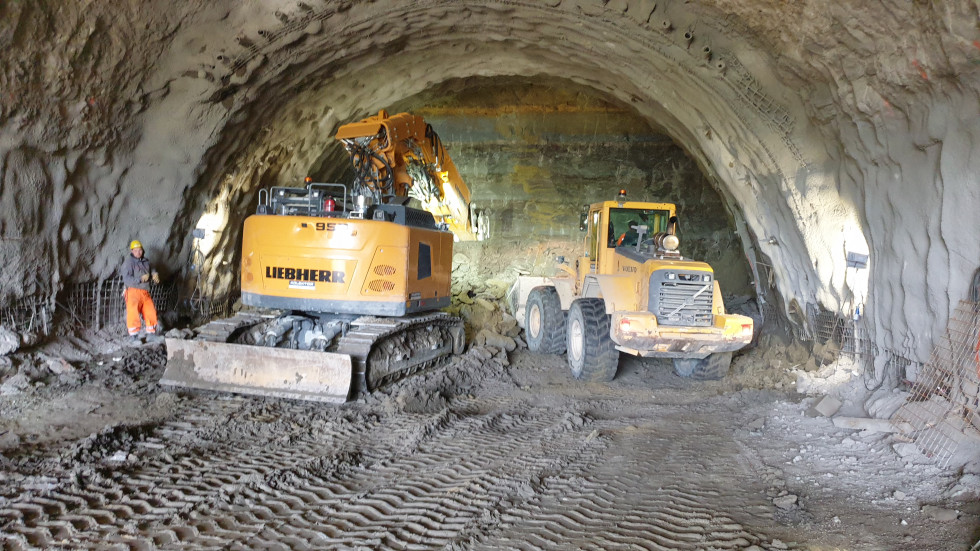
{"left": 445, "top": 254, "right": 526, "bottom": 366}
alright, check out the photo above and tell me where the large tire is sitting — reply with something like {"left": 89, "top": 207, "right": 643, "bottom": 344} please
{"left": 525, "top": 286, "right": 566, "bottom": 354}
{"left": 672, "top": 352, "right": 733, "bottom": 380}
{"left": 566, "top": 298, "right": 620, "bottom": 382}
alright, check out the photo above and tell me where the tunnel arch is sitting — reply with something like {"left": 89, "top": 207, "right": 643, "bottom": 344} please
{"left": 158, "top": 1, "right": 855, "bottom": 327}
{"left": 3, "top": 0, "right": 978, "bottom": 374}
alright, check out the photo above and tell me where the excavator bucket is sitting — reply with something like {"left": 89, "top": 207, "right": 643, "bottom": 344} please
{"left": 161, "top": 338, "right": 353, "bottom": 403}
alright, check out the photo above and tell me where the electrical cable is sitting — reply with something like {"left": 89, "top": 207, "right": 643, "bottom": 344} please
{"left": 971, "top": 266, "right": 980, "bottom": 304}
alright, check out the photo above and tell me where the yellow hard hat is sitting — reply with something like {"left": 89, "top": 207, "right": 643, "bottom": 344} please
{"left": 130, "top": 240, "right": 143, "bottom": 250}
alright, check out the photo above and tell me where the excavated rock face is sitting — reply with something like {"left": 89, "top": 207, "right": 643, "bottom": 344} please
{"left": 1, "top": 1, "right": 978, "bottom": 369}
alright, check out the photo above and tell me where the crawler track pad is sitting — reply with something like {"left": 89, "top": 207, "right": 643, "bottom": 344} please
{"left": 161, "top": 339, "right": 353, "bottom": 403}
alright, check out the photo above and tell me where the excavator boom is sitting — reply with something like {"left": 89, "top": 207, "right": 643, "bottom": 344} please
{"left": 336, "top": 110, "right": 486, "bottom": 241}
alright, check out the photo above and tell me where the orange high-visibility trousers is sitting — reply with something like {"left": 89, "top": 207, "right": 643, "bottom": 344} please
{"left": 126, "top": 288, "right": 158, "bottom": 335}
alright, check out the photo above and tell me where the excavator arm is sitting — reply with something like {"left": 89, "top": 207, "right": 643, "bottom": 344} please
{"left": 336, "top": 110, "right": 487, "bottom": 241}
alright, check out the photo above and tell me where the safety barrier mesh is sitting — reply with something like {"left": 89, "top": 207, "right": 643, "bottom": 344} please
{"left": 185, "top": 294, "right": 235, "bottom": 324}
{"left": 2, "top": 278, "right": 237, "bottom": 339}
{"left": 0, "top": 294, "right": 52, "bottom": 335}
{"left": 749, "top": 252, "right": 980, "bottom": 466}
{"left": 892, "top": 301, "right": 980, "bottom": 467}
{"left": 60, "top": 277, "right": 180, "bottom": 332}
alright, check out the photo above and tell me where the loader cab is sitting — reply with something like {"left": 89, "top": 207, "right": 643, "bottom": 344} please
{"left": 580, "top": 198, "right": 677, "bottom": 277}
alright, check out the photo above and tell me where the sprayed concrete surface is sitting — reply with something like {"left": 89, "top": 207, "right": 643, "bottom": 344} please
{"left": 2, "top": 2, "right": 980, "bottom": 545}
{"left": 1, "top": 1, "right": 979, "bottom": 384}
{"left": 0, "top": 337, "right": 977, "bottom": 550}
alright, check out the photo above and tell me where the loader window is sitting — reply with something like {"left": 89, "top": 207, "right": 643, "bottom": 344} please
{"left": 588, "top": 210, "right": 600, "bottom": 260}
{"left": 607, "top": 208, "right": 671, "bottom": 248}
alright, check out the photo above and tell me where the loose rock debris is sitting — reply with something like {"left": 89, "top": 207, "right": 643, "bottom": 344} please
{"left": 0, "top": 336, "right": 976, "bottom": 550}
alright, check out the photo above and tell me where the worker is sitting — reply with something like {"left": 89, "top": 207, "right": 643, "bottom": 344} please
{"left": 121, "top": 240, "right": 160, "bottom": 342}
{"left": 616, "top": 220, "right": 641, "bottom": 247}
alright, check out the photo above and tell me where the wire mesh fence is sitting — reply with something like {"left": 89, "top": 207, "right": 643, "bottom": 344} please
{"left": 2, "top": 276, "right": 237, "bottom": 339}
{"left": 59, "top": 277, "right": 180, "bottom": 333}
{"left": 749, "top": 252, "right": 980, "bottom": 466}
{"left": 185, "top": 294, "right": 235, "bottom": 324}
{"left": 892, "top": 301, "right": 980, "bottom": 467}
{"left": 0, "top": 294, "right": 52, "bottom": 336}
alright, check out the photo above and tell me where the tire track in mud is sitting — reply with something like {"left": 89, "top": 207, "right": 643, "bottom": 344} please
{"left": 0, "top": 394, "right": 608, "bottom": 550}
{"left": 1, "top": 348, "right": 797, "bottom": 551}
{"left": 145, "top": 408, "right": 605, "bottom": 549}
{"left": 473, "top": 406, "right": 792, "bottom": 551}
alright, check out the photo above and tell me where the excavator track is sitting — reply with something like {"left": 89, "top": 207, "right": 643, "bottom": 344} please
{"left": 161, "top": 311, "right": 464, "bottom": 403}
{"left": 337, "top": 312, "right": 465, "bottom": 393}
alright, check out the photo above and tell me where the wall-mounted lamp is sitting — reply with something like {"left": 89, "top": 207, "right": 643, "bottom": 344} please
{"left": 846, "top": 251, "right": 869, "bottom": 269}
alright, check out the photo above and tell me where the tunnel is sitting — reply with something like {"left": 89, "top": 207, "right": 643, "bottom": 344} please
{"left": 0, "top": 1, "right": 979, "bottom": 548}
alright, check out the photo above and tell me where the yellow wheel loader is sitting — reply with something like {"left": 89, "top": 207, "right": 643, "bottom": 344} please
{"left": 509, "top": 191, "right": 754, "bottom": 381}
{"left": 162, "top": 111, "right": 485, "bottom": 403}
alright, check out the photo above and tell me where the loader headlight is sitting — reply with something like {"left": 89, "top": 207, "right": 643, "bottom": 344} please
{"left": 703, "top": 274, "right": 711, "bottom": 282}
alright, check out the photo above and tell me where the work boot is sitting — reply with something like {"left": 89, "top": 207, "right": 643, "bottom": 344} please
{"left": 145, "top": 334, "right": 164, "bottom": 344}
{"left": 130, "top": 335, "right": 143, "bottom": 344}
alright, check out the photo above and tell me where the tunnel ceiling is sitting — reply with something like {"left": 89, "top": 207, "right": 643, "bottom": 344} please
{"left": 1, "top": 1, "right": 979, "bottom": 366}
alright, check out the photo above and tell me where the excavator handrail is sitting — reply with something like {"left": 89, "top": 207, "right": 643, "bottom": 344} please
{"left": 308, "top": 183, "right": 350, "bottom": 214}
{"left": 258, "top": 184, "right": 351, "bottom": 217}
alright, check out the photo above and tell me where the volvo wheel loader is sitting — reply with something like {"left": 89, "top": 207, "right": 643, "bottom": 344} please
{"left": 162, "top": 111, "right": 487, "bottom": 403}
{"left": 509, "top": 191, "right": 754, "bottom": 381}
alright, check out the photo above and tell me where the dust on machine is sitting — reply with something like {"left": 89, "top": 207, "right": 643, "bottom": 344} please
{"left": 162, "top": 111, "right": 487, "bottom": 403}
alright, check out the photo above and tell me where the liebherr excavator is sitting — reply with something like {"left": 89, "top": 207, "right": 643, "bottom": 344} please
{"left": 162, "top": 111, "right": 487, "bottom": 403}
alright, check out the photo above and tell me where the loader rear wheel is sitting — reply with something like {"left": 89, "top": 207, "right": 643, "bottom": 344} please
{"left": 672, "top": 352, "right": 733, "bottom": 380}
{"left": 566, "top": 298, "right": 619, "bottom": 382}
{"left": 526, "top": 286, "right": 566, "bottom": 354}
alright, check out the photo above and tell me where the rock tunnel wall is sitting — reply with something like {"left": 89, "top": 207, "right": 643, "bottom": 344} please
{"left": 1, "top": 1, "right": 979, "bottom": 374}
{"left": 384, "top": 81, "right": 754, "bottom": 296}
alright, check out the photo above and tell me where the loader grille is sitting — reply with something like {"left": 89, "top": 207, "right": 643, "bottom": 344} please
{"left": 648, "top": 270, "right": 714, "bottom": 327}
{"left": 373, "top": 265, "right": 397, "bottom": 276}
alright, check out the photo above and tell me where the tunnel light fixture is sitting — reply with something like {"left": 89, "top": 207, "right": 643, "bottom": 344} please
{"left": 846, "top": 251, "right": 869, "bottom": 269}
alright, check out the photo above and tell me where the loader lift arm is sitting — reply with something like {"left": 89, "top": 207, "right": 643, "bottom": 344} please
{"left": 336, "top": 110, "right": 487, "bottom": 241}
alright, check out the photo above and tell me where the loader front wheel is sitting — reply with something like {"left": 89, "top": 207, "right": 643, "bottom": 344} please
{"left": 672, "top": 352, "right": 733, "bottom": 380}
{"left": 526, "top": 286, "right": 566, "bottom": 354}
{"left": 566, "top": 298, "right": 619, "bottom": 382}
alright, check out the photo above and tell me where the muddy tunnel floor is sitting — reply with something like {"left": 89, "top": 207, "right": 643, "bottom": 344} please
{"left": 0, "top": 343, "right": 977, "bottom": 550}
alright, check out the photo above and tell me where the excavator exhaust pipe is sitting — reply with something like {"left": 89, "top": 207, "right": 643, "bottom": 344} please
{"left": 161, "top": 338, "right": 353, "bottom": 403}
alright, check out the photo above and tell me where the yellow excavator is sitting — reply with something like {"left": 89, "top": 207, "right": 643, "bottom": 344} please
{"left": 162, "top": 111, "right": 486, "bottom": 403}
